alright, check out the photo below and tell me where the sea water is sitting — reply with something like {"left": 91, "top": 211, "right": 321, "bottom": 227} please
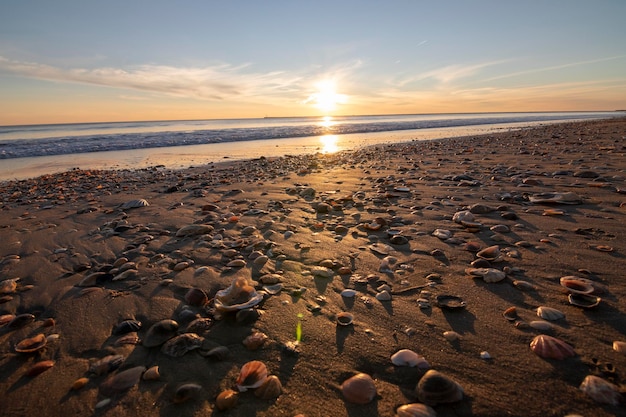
{"left": 0, "top": 112, "right": 622, "bottom": 180}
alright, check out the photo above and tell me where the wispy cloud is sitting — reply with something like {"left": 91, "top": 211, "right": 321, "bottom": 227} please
{"left": 0, "top": 56, "right": 304, "bottom": 100}
{"left": 393, "top": 60, "right": 511, "bottom": 87}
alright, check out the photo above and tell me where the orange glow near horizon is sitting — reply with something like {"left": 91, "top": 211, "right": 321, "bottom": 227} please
{"left": 307, "top": 80, "right": 347, "bottom": 114}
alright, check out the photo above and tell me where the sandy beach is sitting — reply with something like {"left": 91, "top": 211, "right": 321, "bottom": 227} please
{"left": 1, "top": 117, "right": 625, "bottom": 417}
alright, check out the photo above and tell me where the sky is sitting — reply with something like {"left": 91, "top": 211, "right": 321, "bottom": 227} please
{"left": 1, "top": 1, "right": 625, "bottom": 125}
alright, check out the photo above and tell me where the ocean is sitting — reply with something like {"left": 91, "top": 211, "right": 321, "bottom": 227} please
{"left": 0, "top": 111, "right": 622, "bottom": 180}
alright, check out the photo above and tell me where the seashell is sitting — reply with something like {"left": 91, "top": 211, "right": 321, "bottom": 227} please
{"left": 263, "top": 283, "right": 283, "bottom": 295}
{"left": 480, "top": 351, "right": 492, "bottom": 360}
{"left": 341, "top": 373, "right": 377, "bottom": 404}
{"left": 142, "top": 365, "right": 160, "bottom": 381}
{"left": 502, "top": 307, "right": 518, "bottom": 322}
{"left": 528, "top": 320, "right": 554, "bottom": 332}
{"left": 25, "top": 360, "right": 55, "bottom": 377}
{"left": 89, "top": 354, "right": 125, "bottom": 375}
{"left": 0, "top": 278, "right": 19, "bottom": 294}
{"left": 72, "top": 377, "right": 90, "bottom": 390}
{"left": 490, "top": 224, "right": 510, "bottom": 233}
{"left": 396, "top": 403, "right": 437, "bottom": 417}
{"left": 560, "top": 276, "right": 594, "bottom": 295}
{"left": 470, "top": 258, "right": 491, "bottom": 268}
{"left": 119, "top": 198, "right": 149, "bottom": 209}
{"left": 216, "top": 389, "right": 238, "bottom": 410}
{"left": 243, "top": 331, "right": 268, "bottom": 350}
{"left": 0, "top": 314, "right": 16, "bottom": 327}
{"left": 579, "top": 375, "right": 621, "bottom": 405}
{"left": 536, "top": 306, "right": 565, "bottom": 321}
{"left": 259, "top": 273, "right": 282, "bottom": 284}
{"left": 613, "top": 341, "right": 626, "bottom": 355}
{"left": 391, "top": 349, "right": 430, "bottom": 369}
{"left": 112, "top": 268, "right": 138, "bottom": 281}
{"left": 236, "top": 360, "right": 269, "bottom": 392}
{"left": 435, "top": 295, "right": 466, "bottom": 310}
{"left": 528, "top": 192, "right": 582, "bottom": 205}
{"left": 337, "top": 312, "right": 354, "bottom": 326}
{"left": 568, "top": 293, "right": 601, "bottom": 308}
{"left": 236, "top": 308, "right": 261, "bottom": 324}
{"left": 476, "top": 245, "right": 501, "bottom": 261}
{"left": 530, "top": 335, "right": 575, "bottom": 360}
{"left": 201, "top": 345, "right": 230, "bottom": 360}
{"left": 99, "top": 366, "right": 146, "bottom": 396}
{"left": 416, "top": 369, "right": 464, "bottom": 406}
{"left": 465, "top": 267, "right": 505, "bottom": 283}
{"left": 161, "top": 333, "right": 204, "bottom": 357}
{"left": 143, "top": 319, "right": 179, "bottom": 347}
{"left": 443, "top": 331, "right": 461, "bottom": 341}
{"left": 341, "top": 289, "right": 357, "bottom": 298}
{"left": 15, "top": 333, "right": 47, "bottom": 353}
{"left": 8, "top": 313, "right": 36, "bottom": 329}
{"left": 95, "top": 399, "right": 111, "bottom": 409}
{"left": 310, "top": 266, "right": 334, "bottom": 278}
{"left": 173, "top": 383, "right": 202, "bottom": 403}
{"left": 184, "top": 287, "right": 209, "bottom": 306}
{"left": 227, "top": 259, "right": 246, "bottom": 268}
{"left": 512, "top": 280, "right": 536, "bottom": 291}
{"left": 432, "top": 229, "right": 452, "bottom": 240}
{"left": 369, "top": 242, "right": 395, "bottom": 255}
{"left": 253, "top": 255, "right": 269, "bottom": 267}
{"left": 185, "top": 317, "right": 213, "bottom": 334}
{"left": 376, "top": 290, "right": 392, "bottom": 301}
{"left": 594, "top": 245, "right": 614, "bottom": 252}
{"left": 254, "top": 375, "right": 283, "bottom": 399}
{"left": 453, "top": 210, "right": 475, "bottom": 224}
{"left": 112, "top": 319, "right": 142, "bottom": 335}
{"left": 214, "top": 276, "right": 263, "bottom": 312}
{"left": 114, "top": 332, "right": 139, "bottom": 346}
{"left": 390, "top": 235, "right": 409, "bottom": 245}
{"left": 176, "top": 224, "right": 214, "bottom": 237}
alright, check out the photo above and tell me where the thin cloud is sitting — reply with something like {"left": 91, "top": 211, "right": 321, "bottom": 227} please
{"left": 0, "top": 56, "right": 303, "bottom": 100}
{"left": 394, "top": 59, "right": 511, "bottom": 87}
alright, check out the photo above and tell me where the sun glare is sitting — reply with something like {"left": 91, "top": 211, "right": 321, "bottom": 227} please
{"left": 320, "top": 135, "right": 339, "bottom": 154}
{"left": 307, "top": 80, "right": 347, "bottom": 113}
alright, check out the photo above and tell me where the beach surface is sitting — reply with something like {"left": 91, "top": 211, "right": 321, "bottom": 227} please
{"left": 1, "top": 118, "right": 625, "bottom": 417}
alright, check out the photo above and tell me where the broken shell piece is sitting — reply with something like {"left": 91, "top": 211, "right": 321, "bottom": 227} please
{"left": 536, "top": 306, "right": 565, "bottom": 321}
{"left": 161, "top": 333, "right": 204, "bottom": 357}
{"left": 465, "top": 267, "right": 506, "bottom": 283}
{"left": 369, "top": 242, "right": 395, "bottom": 256}
{"left": 476, "top": 245, "right": 502, "bottom": 262}
{"left": 215, "top": 276, "right": 263, "bottom": 312}
{"left": 579, "top": 375, "right": 621, "bottom": 405}
{"left": 236, "top": 361, "right": 268, "bottom": 392}
{"left": 568, "top": 293, "right": 601, "bottom": 309}
{"left": 341, "top": 373, "right": 377, "bottom": 405}
{"left": 530, "top": 335, "right": 575, "bottom": 360}
{"left": 391, "top": 349, "right": 430, "bottom": 369}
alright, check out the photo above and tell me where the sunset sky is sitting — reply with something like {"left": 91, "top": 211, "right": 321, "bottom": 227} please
{"left": 1, "top": 1, "right": 625, "bottom": 125}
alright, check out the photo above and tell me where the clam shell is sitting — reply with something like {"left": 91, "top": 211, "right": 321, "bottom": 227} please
{"left": 341, "top": 373, "right": 377, "bottom": 404}
{"left": 184, "top": 288, "right": 209, "bottom": 306}
{"left": 502, "top": 307, "right": 518, "bottom": 322}
{"left": 310, "top": 266, "right": 334, "bottom": 278}
{"left": 396, "top": 403, "right": 437, "bottom": 417}
{"left": 416, "top": 369, "right": 464, "bottom": 406}
{"left": 391, "top": 349, "right": 430, "bottom": 369}
{"left": 435, "top": 295, "right": 466, "bottom": 310}
{"left": 25, "top": 360, "right": 55, "bottom": 377}
{"left": 536, "top": 306, "right": 565, "bottom": 321}
{"left": 530, "top": 335, "right": 575, "bottom": 360}
{"left": 528, "top": 320, "right": 555, "bottom": 332}
{"left": 201, "top": 345, "right": 231, "bottom": 360}
{"left": 341, "top": 289, "right": 357, "bottom": 298}
{"left": 254, "top": 375, "right": 283, "bottom": 399}
{"left": 476, "top": 245, "right": 501, "bottom": 261}
{"left": 89, "top": 354, "right": 125, "bottom": 375}
{"left": 112, "top": 319, "right": 142, "bottom": 335}
{"left": 173, "top": 383, "right": 202, "bottom": 403}
{"left": 15, "top": 333, "right": 47, "bottom": 353}
{"left": 161, "top": 333, "right": 204, "bottom": 357}
{"left": 215, "top": 276, "right": 263, "bottom": 312}
{"left": 185, "top": 317, "right": 213, "bottom": 334}
{"left": 452, "top": 210, "right": 475, "bottom": 224}
{"left": 143, "top": 319, "right": 179, "bottom": 347}
{"left": 243, "top": 331, "right": 268, "bottom": 350}
{"left": 559, "top": 276, "right": 594, "bottom": 295}
{"left": 142, "top": 365, "right": 160, "bottom": 381}
{"left": 119, "top": 198, "right": 149, "bottom": 209}
{"left": 176, "top": 224, "right": 214, "bottom": 237}
{"left": 72, "top": 377, "right": 90, "bottom": 390}
{"left": 236, "top": 360, "right": 268, "bottom": 392}
{"left": 8, "top": 313, "right": 36, "bottom": 329}
{"left": 99, "top": 366, "right": 146, "bottom": 396}
{"left": 465, "top": 267, "right": 506, "bottom": 283}
{"left": 568, "top": 293, "right": 601, "bottom": 309}
{"left": 432, "top": 229, "right": 452, "bottom": 240}
{"left": 216, "top": 389, "right": 239, "bottom": 410}
{"left": 579, "top": 375, "right": 621, "bottom": 405}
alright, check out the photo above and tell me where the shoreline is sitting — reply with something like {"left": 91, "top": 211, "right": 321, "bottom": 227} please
{"left": 0, "top": 118, "right": 617, "bottom": 182}
{"left": 0, "top": 117, "right": 625, "bottom": 417}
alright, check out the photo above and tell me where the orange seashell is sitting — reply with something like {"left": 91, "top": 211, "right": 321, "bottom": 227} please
{"left": 25, "top": 360, "right": 55, "bottom": 376}
{"left": 142, "top": 365, "right": 160, "bottom": 381}
{"left": 530, "top": 334, "right": 575, "bottom": 360}
{"left": 72, "top": 377, "right": 89, "bottom": 390}
{"left": 15, "top": 333, "right": 47, "bottom": 353}
{"left": 242, "top": 331, "right": 268, "bottom": 350}
{"left": 228, "top": 215, "right": 240, "bottom": 223}
{"left": 216, "top": 389, "right": 238, "bottom": 410}
{"left": 341, "top": 373, "right": 377, "bottom": 404}
{"left": 236, "top": 361, "right": 268, "bottom": 392}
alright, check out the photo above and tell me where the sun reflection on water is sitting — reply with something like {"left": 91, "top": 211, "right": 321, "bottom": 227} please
{"left": 320, "top": 115, "right": 336, "bottom": 128}
{"left": 320, "top": 135, "right": 339, "bottom": 154}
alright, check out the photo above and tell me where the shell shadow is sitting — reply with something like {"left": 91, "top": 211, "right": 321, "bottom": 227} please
{"left": 335, "top": 324, "right": 355, "bottom": 354}
{"left": 439, "top": 308, "right": 477, "bottom": 336}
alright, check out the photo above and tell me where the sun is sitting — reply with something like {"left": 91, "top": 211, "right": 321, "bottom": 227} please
{"left": 306, "top": 80, "right": 347, "bottom": 113}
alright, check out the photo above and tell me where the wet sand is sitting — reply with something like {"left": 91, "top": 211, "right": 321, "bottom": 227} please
{"left": 0, "top": 117, "right": 625, "bottom": 417}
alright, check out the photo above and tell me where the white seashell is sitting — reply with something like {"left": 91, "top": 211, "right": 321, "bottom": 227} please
{"left": 480, "top": 351, "right": 491, "bottom": 360}
{"left": 465, "top": 267, "right": 506, "bottom": 283}
{"left": 227, "top": 259, "right": 246, "bottom": 268}
{"left": 214, "top": 276, "right": 263, "bottom": 312}
{"left": 119, "top": 199, "right": 149, "bottom": 210}
{"left": 391, "top": 349, "right": 430, "bottom": 369}
{"left": 112, "top": 269, "right": 138, "bottom": 281}
{"left": 341, "top": 289, "right": 357, "bottom": 298}
{"left": 310, "top": 266, "right": 334, "bottom": 278}
{"left": 176, "top": 224, "right": 214, "bottom": 237}
{"left": 528, "top": 320, "right": 554, "bottom": 332}
{"left": 443, "top": 331, "right": 461, "bottom": 342}
{"left": 613, "top": 341, "right": 626, "bottom": 354}
{"left": 536, "top": 306, "right": 565, "bottom": 321}
{"left": 396, "top": 403, "right": 437, "bottom": 417}
{"left": 579, "top": 375, "right": 621, "bottom": 405}
{"left": 452, "top": 210, "right": 474, "bottom": 224}
{"left": 432, "top": 229, "right": 452, "bottom": 240}
{"left": 375, "top": 290, "right": 392, "bottom": 301}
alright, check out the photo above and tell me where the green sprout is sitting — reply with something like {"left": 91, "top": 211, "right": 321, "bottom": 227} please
{"left": 296, "top": 313, "right": 304, "bottom": 343}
